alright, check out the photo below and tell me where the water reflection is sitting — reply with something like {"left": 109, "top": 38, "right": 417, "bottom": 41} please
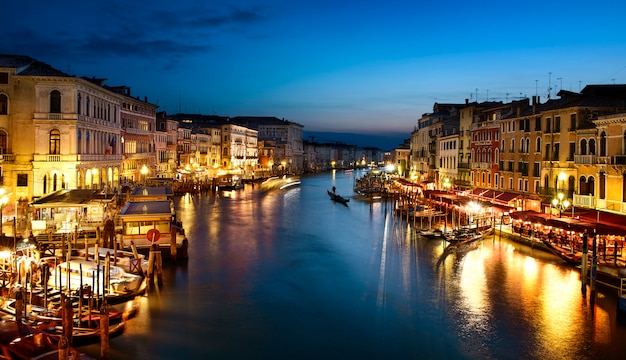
{"left": 79, "top": 172, "right": 625, "bottom": 360}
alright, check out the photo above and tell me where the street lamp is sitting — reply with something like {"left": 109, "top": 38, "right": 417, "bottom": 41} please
{"left": 141, "top": 165, "right": 149, "bottom": 186}
{"left": 551, "top": 192, "right": 570, "bottom": 218}
{"left": 0, "top": 189, "right": 7, "bottom": 236}
{"left": 443, "top": 178, "right": 451, "bottom": 192}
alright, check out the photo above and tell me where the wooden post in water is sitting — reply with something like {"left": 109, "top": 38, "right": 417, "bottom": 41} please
{"left": 84, "top": 233, "right": 89, "bottom": 261}
{"left": 100, "top": 303, "right": 110, "bottom": 360}
{"left": 155, "top": 244, "right": 163, "bottom": 286}
{"left": 591, "top": 231, "right": 598, "bottom": 301}
{"left": 170, "top": 221, "right": 178, "bottom": 261}
{"left": 15, "top": 290, "right": 23, "bottom": 328}
{"left": 96, "top": 226, "right": 101, "bottom": 248}
{"left": 581, "top": 229, "right": 588, "bottom": 294}
{"left": 61, "top": 233, "right": 66, "bottom": 261}
{"left": 58, "top": 335, "right": 69, "bottom": 360}
{"left": 147, "top": 244, "right": 155, "bottom": 292}
{"left": 73, "top": 225, "right": 78, "bottom": 246}
{"left": 61, "top": 293, "right": 73, "bottom": 345}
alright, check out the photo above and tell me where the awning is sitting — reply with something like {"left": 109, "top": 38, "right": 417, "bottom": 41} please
{"left": 469, "top": 188, "right": 522, "bottom": 206}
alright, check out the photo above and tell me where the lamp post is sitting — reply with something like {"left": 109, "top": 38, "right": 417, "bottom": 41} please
{"left": 551, "top": 192, "right": 570, "bottom": 218}
{"left": 140, "top": 165, "right": 149, "bottom": 186}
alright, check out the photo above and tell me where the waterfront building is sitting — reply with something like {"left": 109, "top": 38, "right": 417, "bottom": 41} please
{"left": 0, "top": 55, "right": 128, "bottom": 204}
{"left": 155, "top": 112, "right": 178, "bottom": 179}
{"left": 394, "top": 139, "right": 410, "bottom": 177}
{"left": 220, "top": 123, "right": 258, "bottom": 177}
{"left": 410, "top": 103, "right": 464, "bottom": 186}
{"left": 410, "top": 84, "right": 626, "bottom": 218}
{"left": 438, "top": 129, "right": 458, "bottom": 190}
{"left": 470, "top": 101, "right": 504, "bottom": 190}
{"left": 177, "top": 126, "right": 193, "bottom": 171}
{"left": 594, "top": 112, "right": 626, "bottom": 212}
{"left": 231, "top": 116, "right": 304, "bottom": 174}
{"left": 114, "top": 86, "right": 157, "bottom": 187}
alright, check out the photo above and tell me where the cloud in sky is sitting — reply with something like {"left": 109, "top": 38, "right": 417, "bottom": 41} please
{"left": 2, "top": 0, "right": 626, "bottom": 138}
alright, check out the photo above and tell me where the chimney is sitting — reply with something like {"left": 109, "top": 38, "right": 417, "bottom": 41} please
{"left": 144, "top": 96, "right": 148, "bottom": 102}
{"left": 465, "top": 98, "right": 469, "bottom": 105}
{"left": 532, "top": 96, "right": 536, "bottom": 114}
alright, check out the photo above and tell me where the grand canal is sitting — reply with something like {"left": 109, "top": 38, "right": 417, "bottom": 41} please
{"left": 79, "top": 170, "right": 625, "bottom": 359}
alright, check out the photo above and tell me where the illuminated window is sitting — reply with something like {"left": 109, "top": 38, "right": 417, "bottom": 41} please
{"left": 49, "top": 129, "right": 61, "bottom": 154}
{"left": 0, "top": 130, "right": 6, "bottom": 154}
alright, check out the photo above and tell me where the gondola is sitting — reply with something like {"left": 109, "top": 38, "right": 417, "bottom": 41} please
{"left": 327, "top": 190, "right": 350, "bottom": 205}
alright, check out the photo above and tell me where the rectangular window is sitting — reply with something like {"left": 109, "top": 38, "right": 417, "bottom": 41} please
{"left": 17, "top": 174, "right": 28, "bottom": 187}
{"left": 535, "top": 116, "right": 542, "bottom": 131}
{"left": 570, "top": 114, "right": 577, "bottom": 131}
{"left": 0, "top": 72, "right": 8, "bottom": 84}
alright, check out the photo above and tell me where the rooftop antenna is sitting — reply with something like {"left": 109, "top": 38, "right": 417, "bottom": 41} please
{"left": 547, "top": 72, "right": 552, "bottom": 99}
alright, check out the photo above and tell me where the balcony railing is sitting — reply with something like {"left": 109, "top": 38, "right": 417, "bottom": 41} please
{"left": 574, "top": 154, "right": 596, "bottom": 165}
{"left": 33, "top": 154, "right": 124, "bottom": 162}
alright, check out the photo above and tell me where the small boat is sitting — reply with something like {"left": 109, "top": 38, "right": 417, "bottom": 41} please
{"left": 446, "top": 227, "right": 492, "bottom": 243}
{"left": 0, "top": 331, "right": 94, "bottom": 359}
{"left": 38, "top": 320, "right": 126, "bottom": 346}
{"left": 215, "top": 174, "right": 244, "bottom": 191}
{"left": 46, "top": 258, "right": 146, "bottom": 303}
{"left": 76, "top": 246, "right": 148, "bottom": 275}
{"left": 539, "top": 239, "right": 582, "bottom": 265}
{"left": 419, "top": 229, "right": 445, "bottom": 239}
{"left": 260, "top": 176, "right": 301, "bottom": 190}
{"left": 327, "top": 190, "right": 350, "bottom": 205}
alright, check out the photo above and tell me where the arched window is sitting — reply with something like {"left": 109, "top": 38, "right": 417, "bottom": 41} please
{"left": 536, "top": 137, "right": 541, "bottom": 152}
{"left": 600, "top": 131, "right": 607, "bottom": 157}
{"left": 525, "top": 138, "right": 530, "bottom": 153}
{"left": 50, "top": 90, "right": 61, "bottom": 113}
{"left": 589, "top": 138, "right": 596, "bottom": 155}
{"left": 0, "top": 94, "right": 7, "bottom": 115}
{"left": 0, "top": 130, "right": 6, "bottom": 154}
{"left": 580, "top": 139, "right": 588, "bottom": 155}
{"left": 49, "top": 129, "right": 61, "bottom": 154}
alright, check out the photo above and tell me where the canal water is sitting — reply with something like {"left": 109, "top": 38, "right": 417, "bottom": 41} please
{"left": 79, "top": 170, "right": 626, "bottom": 359}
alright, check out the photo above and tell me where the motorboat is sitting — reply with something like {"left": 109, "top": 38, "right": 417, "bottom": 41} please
{"left": 46, "top": 258, "right": 144, "bottom": 298}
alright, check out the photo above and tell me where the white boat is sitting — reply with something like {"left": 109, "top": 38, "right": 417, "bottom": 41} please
{"left": 260, "top": 176, "right": 301, "bottom": 190}
{"left": 215, "top": 174, "right": 244, "bottom": 191}
{"left": 76, "top": 247, "right": 148, "bottom": 274}
{"left": 47, "top": 258, "right": 144, "bottom": 296}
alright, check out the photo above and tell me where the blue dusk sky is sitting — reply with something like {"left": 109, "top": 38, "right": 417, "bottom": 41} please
{"left": 2, "top": 0, "right": 626, "bottom": 144}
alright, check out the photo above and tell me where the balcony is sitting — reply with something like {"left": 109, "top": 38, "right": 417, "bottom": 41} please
{"left": 33, "top": 154, "right": 123, "bottom": 162}
{"left": 574, "top": 154, "right": 596, "bottom": 165}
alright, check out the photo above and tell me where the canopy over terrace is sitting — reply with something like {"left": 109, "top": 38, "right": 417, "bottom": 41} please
{"left": 29, "top": 189, "right": 116, "bottom": 234}
{"left": 467, "top": 187, "right": 527, "bottom": 207}
{"left": 510, "top": 210, "right": 626, "bottom": 236}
